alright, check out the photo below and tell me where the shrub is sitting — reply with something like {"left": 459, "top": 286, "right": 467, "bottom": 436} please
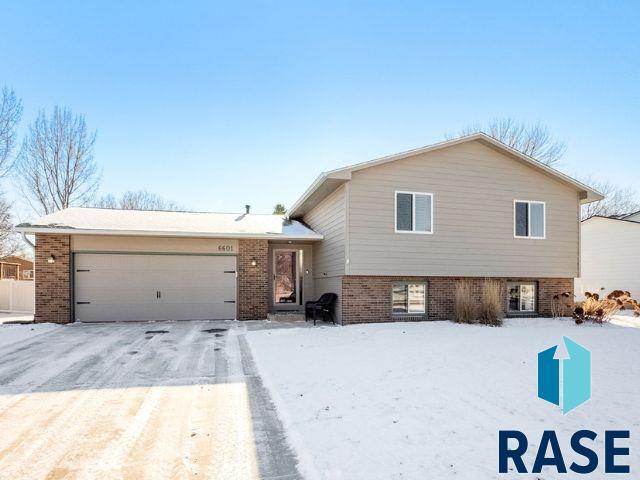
{"left": 478, "top": 280, "right": 504, "bottom": 326}
{"left": 454, "top": 281, "right": 476, "bottom": 324}
{"left": 574, "top": 290, "right": 640, "bottom": 324}
{"left": 550, "top": 291, "right": 573, "bottom": 318}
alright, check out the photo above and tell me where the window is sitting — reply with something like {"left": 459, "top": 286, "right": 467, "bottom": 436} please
{"left": 395, "top": 191, "right": 433, "bottom": 233}
{"left": 0, "top": 263, "right": 18, "bottom": 280}
{"left": 508, "top": 282, "right": 537, "bottom": 313}
{"left": 392, "top": 283, "right": 427, "bottom": 314}
{"left": 514, "top": 200, "right": 545, "bottom": 239}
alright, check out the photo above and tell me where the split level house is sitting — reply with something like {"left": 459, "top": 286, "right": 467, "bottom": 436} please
{"left": 16, "top": 133, "right": 602, "bottom": 325}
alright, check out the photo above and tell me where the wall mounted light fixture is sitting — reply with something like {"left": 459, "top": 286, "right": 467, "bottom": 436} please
{"left": 47, "top": 255, "right": 56, "bottom": 264}
{"left": 250, "top": 258, "right": 257, "bottom": 267}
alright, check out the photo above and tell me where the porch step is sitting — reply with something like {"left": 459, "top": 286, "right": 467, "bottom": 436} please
{"left": 267, "top": 312, "right": 306, "bottom": 323}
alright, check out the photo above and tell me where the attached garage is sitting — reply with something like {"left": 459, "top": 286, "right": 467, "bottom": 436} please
{"left": 16, "top": 207, "right": 323, "bottom": 324}
{"left": 74, "top": 253, "right": 237, "bottom": 322}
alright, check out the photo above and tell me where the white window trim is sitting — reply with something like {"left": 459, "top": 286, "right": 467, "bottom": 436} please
{"left": 513, "top": 199, "right": 546, "bottom": 239}
{"left": 394, "top": 190, "right": 434, "bottom": 234}
{"left": 392, "top": 282, "right": 427, "bottom": 315}
{"left": 507, "top": 282, "right": 537, "bottom": 313}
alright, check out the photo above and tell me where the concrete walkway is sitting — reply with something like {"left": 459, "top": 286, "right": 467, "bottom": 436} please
{"left": 0, "top": 320, "right": 303, "bottom": 479}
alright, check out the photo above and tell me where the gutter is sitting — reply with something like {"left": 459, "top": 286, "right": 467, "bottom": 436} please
{"left": 287, "top": 173, "right": 328, "bottom": 219}
{"left": 14, "top": 226, "right": 324, "bottom": 241}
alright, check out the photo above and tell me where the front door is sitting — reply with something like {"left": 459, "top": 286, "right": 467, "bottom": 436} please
{"left": 273, "top": 249, "right": 300, "bottom": 308}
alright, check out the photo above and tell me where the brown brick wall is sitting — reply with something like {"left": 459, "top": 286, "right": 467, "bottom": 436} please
{"left": 34, "top": 234, "right": 71, "bottom": 324}
{"left": 237, "top": 239, "right": 269, "bottom": 320}
{"left": 341, "top": 276, "right": 574, "bottom": 325}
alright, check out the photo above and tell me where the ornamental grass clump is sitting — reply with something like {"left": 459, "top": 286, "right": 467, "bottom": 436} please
{"left": 477, "top": 280, "right": 504, "bottom": 326}
{"left": 454, "top": 281, "right": 475, "bottom": 324}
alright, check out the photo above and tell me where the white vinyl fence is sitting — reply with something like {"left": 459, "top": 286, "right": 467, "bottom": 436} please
{"left": 0, "top": 280, "right": 35, "bottom": 313}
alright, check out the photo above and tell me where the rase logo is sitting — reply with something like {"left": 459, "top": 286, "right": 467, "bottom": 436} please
{"left": 498, "top": 337, "right": 631, "bottom": 475}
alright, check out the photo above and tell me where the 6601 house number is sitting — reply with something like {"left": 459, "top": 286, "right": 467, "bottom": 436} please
{"left": 217, "top": 245, "right": 234, "bottom": 252}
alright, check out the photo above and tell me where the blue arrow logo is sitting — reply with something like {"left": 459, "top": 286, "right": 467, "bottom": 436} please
{"left": 537, "top": 337, "right": 591, "bottom": 414}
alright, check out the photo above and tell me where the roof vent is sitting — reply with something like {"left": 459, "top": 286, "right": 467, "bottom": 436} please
{"left": 245, "top": 205, "right": 251, "bottom": 214}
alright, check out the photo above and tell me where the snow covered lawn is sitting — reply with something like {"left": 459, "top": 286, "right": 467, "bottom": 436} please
{"left": 247, "top": 318, "right": 640, "bottom": 479}
{"left": 0, "top": 322, "right": 59, "bottom": 349}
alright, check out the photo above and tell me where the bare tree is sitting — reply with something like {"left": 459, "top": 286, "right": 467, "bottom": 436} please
{"left": 273, "top": 203, "right": 286, "bottom": 215}
{"left": 452, "top": 118, "right": 566, "bottom": 166}
{"left": 0, "top": 87, "right": 23, "bottom": 177}
{"left": 580, "top": 179, "right": 640, "bottom": 220}
{"left": 16, "top": 107, "right": 99, "bottom": 214}
{"left": 94, "top": 190, "right": 184, "bottom": 211}
{"left": 0, "top": 193, "right": 17, "bottom": 256}
{"left": 0, "top": 87, "right": 23, "bottom": 255}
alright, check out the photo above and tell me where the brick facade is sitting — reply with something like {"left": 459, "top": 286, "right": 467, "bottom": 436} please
{"left": 341, "top": 276, "right": 574, "bottom": 325}
{"left": 32, "top": 232, "right": 572, "bottom": 326}
{"left": 34, "top": 234, "right": 71, "bottom": 324}
{"left": 237, "top": 239, "right": 269, "bottom": 320}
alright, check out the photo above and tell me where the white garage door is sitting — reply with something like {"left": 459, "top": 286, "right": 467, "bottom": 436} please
{"left": 74, "top": 253, "right": 237, "bottom": 322}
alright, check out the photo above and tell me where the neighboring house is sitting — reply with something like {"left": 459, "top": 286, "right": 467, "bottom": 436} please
{"left": 575, "top": 215, "right": 640, "bottom": 299}
{"left": 0, "top": 256, "right": 34, "bottom": 281}
{"left": 16, "top": 133, "right": 602, "bottom": 325}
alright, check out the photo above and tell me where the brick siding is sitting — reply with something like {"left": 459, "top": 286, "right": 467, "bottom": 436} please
{"left": 342, "top": 276, "right": 574, "bottom": 325}
{"left": 34, "top": 234, "right": 71, "bottom": 324}
{"left": 237, "top": 239, "right": 269, "bottom": 320}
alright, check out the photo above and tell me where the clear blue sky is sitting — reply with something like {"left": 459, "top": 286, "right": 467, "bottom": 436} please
{"left": 2, "top": 0, "right": 639, "bottom": 221}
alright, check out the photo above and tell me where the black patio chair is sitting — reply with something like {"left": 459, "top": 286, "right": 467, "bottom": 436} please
{"left": 305, "top": 293, "right": 338, "bottom": 325}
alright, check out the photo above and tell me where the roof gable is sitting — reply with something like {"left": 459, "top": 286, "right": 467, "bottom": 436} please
{"left": 288, "top": 133, "right": 603, "bottom": 218}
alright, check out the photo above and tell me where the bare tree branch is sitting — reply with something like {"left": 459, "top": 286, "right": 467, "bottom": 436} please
{"left": 449, "top": 118, "right": 567, "bottom": 166}
{"left": 15, "top": 107, "right": 100, "bottom": 215}
{"left": 0, "top": 193, "right": 17, "bottom": 256}
{"left": 580, "top": 178, "right": 640, "bottom": 220}
{"left": 94, "top": 190, "right": 185, "bottom": 211}
{"left": 0, "top": 87, "right": 23, "bottom": 177}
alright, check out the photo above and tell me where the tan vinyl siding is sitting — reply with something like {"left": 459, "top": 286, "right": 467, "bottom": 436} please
{"left": 347, "top": 140, "right": 580, "bottom": 277}
{"left": 71, "top": 235, "right": 238, "bottom": 254}
{"left": 303, "top": 184, "right": 346, "bottom": 278}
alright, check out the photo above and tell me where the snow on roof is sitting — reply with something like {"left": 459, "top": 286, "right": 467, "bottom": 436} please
{"left": 16, "top": 207, "right": 322, "bottom": 240}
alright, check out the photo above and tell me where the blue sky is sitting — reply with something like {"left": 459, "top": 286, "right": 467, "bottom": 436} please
{"left": 2, "top": 0, "right": 639, "bottom": 221}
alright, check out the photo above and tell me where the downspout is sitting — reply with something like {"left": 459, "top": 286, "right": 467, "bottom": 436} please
{"left": 21, "top": 232, "right": 35, "bottom": 249}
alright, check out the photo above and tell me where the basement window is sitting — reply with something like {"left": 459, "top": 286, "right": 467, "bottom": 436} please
{"left": 392, "top": 283, "right": 426, "bottom": 315}
{"left": 508, "top": 282, "right": 537, "bottom": 313}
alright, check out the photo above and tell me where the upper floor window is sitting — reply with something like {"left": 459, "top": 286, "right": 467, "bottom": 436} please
{"left": 514, "top": 200, "right": 545, "bottom": 239}
{"left": 395, "top": 191, "right": 433, "bottom": 234}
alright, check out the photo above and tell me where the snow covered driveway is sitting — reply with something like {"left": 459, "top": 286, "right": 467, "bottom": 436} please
{"left": 247, "top": 319, "right": 640, "bottom": 479}
{"left": 0, "top": 321, "right": 301, "bottom": 480}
